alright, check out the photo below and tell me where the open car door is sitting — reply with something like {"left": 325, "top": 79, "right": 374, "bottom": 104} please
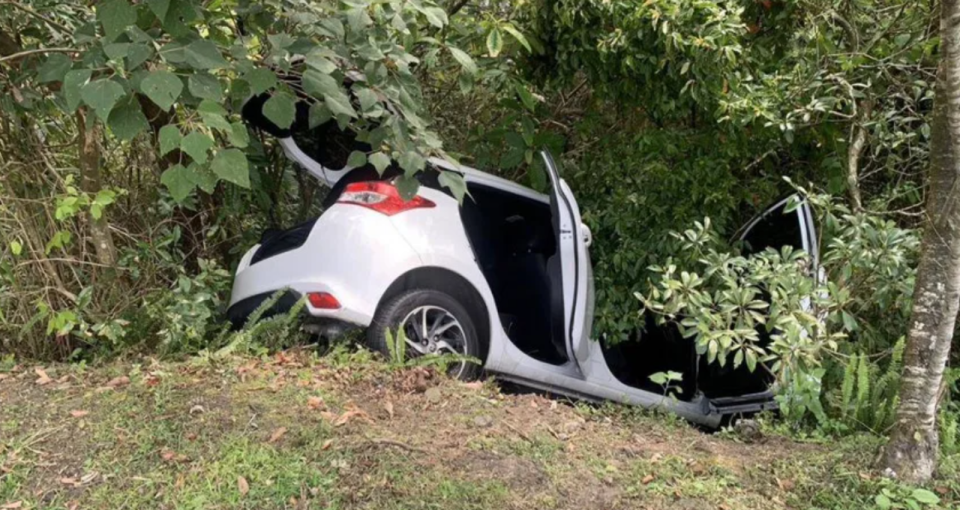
{"left": 736, "top": 195, "right": 819, "bottom": 264}
{"left": 699, "top": 194, "right": 819, "bottom": 407}
{"left": 541, "top": 150, "right": 592, "bottom": 369}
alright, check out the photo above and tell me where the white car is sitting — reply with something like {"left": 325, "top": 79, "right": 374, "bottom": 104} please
{"left": 228, "top": 112, "right": 818, "bottom": 427}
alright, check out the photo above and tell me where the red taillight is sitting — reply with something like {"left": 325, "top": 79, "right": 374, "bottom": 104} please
{"left": 307, "top": 292, "right": 341, "bottom": 309}
{"left": 337, "top": 181, "right": 435, "bottom": 216}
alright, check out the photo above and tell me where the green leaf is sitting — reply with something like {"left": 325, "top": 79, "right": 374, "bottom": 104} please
{"left": 395, "top": 174, "right": 419, "bottom": 201}
{"left": 81, "top": 79, "right": 126, "bottom": 121}
{"left": 447, "top": 46, "right": 477, "bottom": 75}
{"left": 38, "top": 54, "right": 72, "bottom": 83}
{"left": 419, "top": 6, "right": 447, "bottom": 28}
{"left": 188, "top": 162, "right": 218, "bottom": 193}
{"left": 501, "top": 24, "right": 532, "bottom": 52}
{"left": 369, "top": 152, "right": 391, "bottom": 173}
{"left": 874, "top": 494, "right": 892, "bottom": 510}
{"left": 98, "top": 0, "right": 137, "bottom": 41}
{"left": 180, "top": 131, "right": 214, "bottom": 164}
{"left": 515, "top": 82, "right": 537, "bottom": 111}
{"left": 158, "top": 124, "right": 182, "bottom": 156}
{"left": 63, "top": 70, "right": 92, "bottom": 112}
{"left": 486, "top": 29, "right": 503, "bottom": 58}
{"left": 244, "top": 68, "right": 277, "bottom": 95}
{"left": 198, "top": 100, "right": 231, "bottom": 131}
{"left": 302, "top": 69, "right": 340, "bottom": 98}
{"left": 439, "top": 170, "right": 467, "bottom": 203}
{"left": 140, "top": 70, "right": 183, "bottom": 111}
{"left": 308, "top": 102, "right": 332, "bottom": 128}
{"left": 184, "top": 39, "right": 228, "bottom": 70}
{"left": 10, "top": 240, "right": 23, "bottom": 256}
{"left": 398, "top": 150, "right": 425, "bottom": 173}
{"left": 262, "top": 93, "right": 296, "bottom": 129}
{"left": 227, "top": 123, "right": 249, "bottom": 148}
{"left": 355, "top": 88, "right": 379, "bottom": 112}
{"left": 125, "top": 43, "right": 154, "bottom": 70}
{"left": 347, "top": 151, "right": 367, "bottom": 168}
{"left": 107, "top": 96, "right": 149, "bottom": 141}
{"left": 911, "top": 489, "right": 940, "bottom": 505}
{"left": 305, "top": 53, "right": 337, "bottom": 74}
{"left": 325, "top": 91, "right": 357, "bottom": 119}
{"left": 104, "top": 42, "right": 131, "bottom": 61}
{"left": 211, "top": 149, "right": 250, "bottom": 188}
{"left": 161, "top": 164, "right": 195, "bottom": 203}
{"left": 147, "top": 0, "right": 170, "bottom": 20}
{"left": 188, "top": 74, "right": 223, "bottom": 101}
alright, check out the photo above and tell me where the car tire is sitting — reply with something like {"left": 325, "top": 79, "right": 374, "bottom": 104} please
{"left": 367, "top": 289, "right": 482, "bottom": 381}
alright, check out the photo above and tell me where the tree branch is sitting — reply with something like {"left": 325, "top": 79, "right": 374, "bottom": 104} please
{"left": 0, "top": 1, "right": 72, "bottom": 34}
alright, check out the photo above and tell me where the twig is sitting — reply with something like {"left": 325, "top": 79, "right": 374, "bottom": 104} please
{"left": 0, "top": 47, "right": 77, "bottom": 65}
{"left": 0, "top": 1, "right": 72, "bottom": 34}
{"left": 366, "top": 437, "right": 427, "bottom": 453}
{"left": 502, "top": 420, "right": 533, "bottom": 443}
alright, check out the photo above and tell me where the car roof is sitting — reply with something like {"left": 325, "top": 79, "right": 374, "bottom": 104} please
{"left": 428, "top": 157, "right": 549, "bottom": 204}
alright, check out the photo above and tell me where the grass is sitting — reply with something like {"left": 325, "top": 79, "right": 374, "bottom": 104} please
{"left": 1, "top": 348, "right": 958, "bottom": 509}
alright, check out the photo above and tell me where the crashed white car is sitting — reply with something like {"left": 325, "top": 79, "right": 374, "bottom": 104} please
{"left": 228, "top": 101, "right": 818, "bottom": 427}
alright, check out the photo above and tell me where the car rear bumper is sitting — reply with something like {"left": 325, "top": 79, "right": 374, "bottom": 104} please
{"left": 228, "top": 205, "right": 423, "bottom": 327}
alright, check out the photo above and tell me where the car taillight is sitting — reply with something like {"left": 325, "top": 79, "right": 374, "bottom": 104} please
{"left": 337, "top": 181, "right": 435, "bottom": 216}
{"left": 307, "top": 292, "right": 341, "bottom": 309}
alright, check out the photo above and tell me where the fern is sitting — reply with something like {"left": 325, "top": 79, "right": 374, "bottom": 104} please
{"left": 217, "top": 289, "right": 304, "bottom": 355}
{"left": 840, "top": 354, "right": 857, "bottom": 418}
{"left": 941, "top": 412, "right": 958, "bottom": 455}
{"left": 853, "top": 354, "right": 871, "bottom": 423}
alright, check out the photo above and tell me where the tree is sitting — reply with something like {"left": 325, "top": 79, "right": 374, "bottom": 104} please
{"left": 881, "top": 0, "right": 960, "bottom": 483}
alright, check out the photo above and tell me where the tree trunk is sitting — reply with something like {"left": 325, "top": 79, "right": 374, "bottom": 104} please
{"left": 76, "top": 108, "right": 118, "bottom": 267}
{"left": 846, "top": 100, "right": 872, "bottom": 213}
{"left": 881, "top": 0, "right": 960, "bottom": 483}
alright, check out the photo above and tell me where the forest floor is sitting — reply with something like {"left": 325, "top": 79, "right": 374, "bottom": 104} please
{"left": 1, "top": 347, "right": 957, "bottom": 510}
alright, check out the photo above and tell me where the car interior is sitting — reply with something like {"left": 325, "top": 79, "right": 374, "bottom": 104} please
{"left": 459, "top": 183, "right": 568, "bottom": 365}
{"left": 602, "top": 201, "right": 801, "bottom": 400}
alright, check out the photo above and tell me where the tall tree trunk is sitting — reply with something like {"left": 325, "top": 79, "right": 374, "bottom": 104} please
{"left": 881, "top": 0, "right": 960, "bottom": 483}
{"left": 76, "top": 108, "right": 118, "bottom": 267}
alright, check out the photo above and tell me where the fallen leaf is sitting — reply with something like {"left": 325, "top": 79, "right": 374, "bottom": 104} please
{"left": 383, "top": 401, "right": 394, "bottom": 419}
{"left": 268, "top": 427, "right": 287, "bottom": 443}
{"left": 0, "top": 373, "right": 10, "bottom": 381}
{"left": 321, "top": 439, "right": 333, "bottom": 451}
{"left": 320, "top": 411, "right": 338, "bottom": 422}
{"left": 35, "top": 367, "right": 52, "bottom": 385}
{"left": 778, "top": 478, "right": 795, "bottom": 491}
{"left": 67, "top": 501, "right": 79, "bottom": 510}
{"left": 70, "top": 410, "right": 89, "bottom": 418}
{"left": 308, "top": 396, "right": 324, "bottom": 410}
{"left": 161, "top": 450, "right": 176, "bottom": 461}
{"left": 335, "top": 409, "right": 371, "bottom": 427}
{"left": 238, "top": 475, "right": 250, "bottom": 496}
{"left": 1, "top": 501, "right": 23, "bottom": 509}
{"left": 935, "top": 486, "right": 949, "bottom": 495}
{"left": 105, "top": 376, "right": 130, "bottom": 388}
{"left": 189, "top": 405, "right": 205, "bottom": 415}
{"left": 187, "top": 433, "right": 198, "bottom": 441}
{"left": 641, "top": 474, "right": 655, "bottom": 484}
{"left": 462, "top": 381, "right": 483, "bottom": 390}
{"left": 60, "top": 477, "right": 78, "bottom": 485}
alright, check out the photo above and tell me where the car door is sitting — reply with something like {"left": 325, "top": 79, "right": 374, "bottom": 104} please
{"left": 735, "top": 194, "right": 819, "bottom": 265}
{"left": 541, "top": 150, "right": 592, "bottom": 368}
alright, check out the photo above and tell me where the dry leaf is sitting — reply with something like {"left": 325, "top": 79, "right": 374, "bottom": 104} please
{"left": 238, "top": 476, "right": 250, "bottom": 496}
{"left": 321, "top": 439, "right": 333, "bottom": 451}
{"left": 1, "top": 501, "right": 23, "bottom": 509}
{"left": 334, "top": 409, "right": 371, "bottom": 427}
{"left": 0, "top": 373, "right": 10, "bottom": 381}
{"left": 268, "top": 427, "right": 288, "bottom": 443}
{"left": 35, "top": 367, "right": 52, "bottom": 385}
{"left": 70, "top": 410, "right": 90, "bottom": 418}
{"left": 641, "top": 474, "right": 655, "bottom": 484}
{"left": 105, "top": 376, "right": 130, "bottom": 388}
{"left": 161, "top": 450, "right": 176, "bottom": 461}
{"left": 60, "top": 477, "right": 78, "bottom": 485}
{"left": 187, "top": 433, "right": 198, "bottom": 441}
{"left": 307, "top": 396, "right": 324, "bottom": 410}
{"left": 383, "top": 401, "right": 394, "bottom": 419}
{"left": 462, "top": 381, "right": 483, "bottom": 390}
{"left": 67, "top": 501, "right": 79, "bottom": 510}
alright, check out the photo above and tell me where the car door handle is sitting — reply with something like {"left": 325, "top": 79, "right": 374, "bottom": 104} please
{"left": 582, "top": 224, "right": 592, "bottom": 247}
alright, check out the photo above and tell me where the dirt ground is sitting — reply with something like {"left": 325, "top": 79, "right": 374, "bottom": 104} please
{"left": 1, "top": 348, "right": 956, "bottom": 509}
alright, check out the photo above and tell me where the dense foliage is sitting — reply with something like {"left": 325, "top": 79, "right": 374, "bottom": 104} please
{"left": 0, "top": 0, "right": 956, "bottom": 459}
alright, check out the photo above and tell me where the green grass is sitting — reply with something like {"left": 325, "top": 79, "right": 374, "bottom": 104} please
{"left": 1, "top": 352, "right": 958, "bottom": 509}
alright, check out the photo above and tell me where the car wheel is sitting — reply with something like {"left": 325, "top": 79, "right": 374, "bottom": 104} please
{"left": 367, "top": 289, "right": 482, "bottom": 381}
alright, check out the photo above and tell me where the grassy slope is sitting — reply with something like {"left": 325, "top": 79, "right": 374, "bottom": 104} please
{"left": 1, "top": 348, "right": 957, "bottom": 510}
